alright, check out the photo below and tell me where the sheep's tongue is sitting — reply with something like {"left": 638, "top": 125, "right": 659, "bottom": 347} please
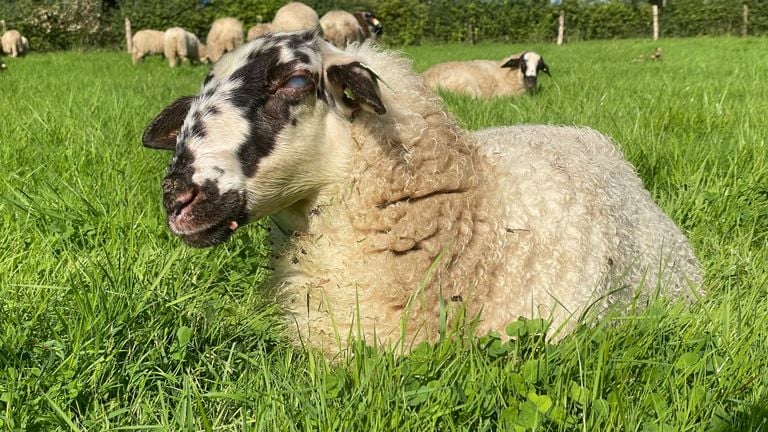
{"left": 228, "top": 220, "right": 239, "bottom": 231}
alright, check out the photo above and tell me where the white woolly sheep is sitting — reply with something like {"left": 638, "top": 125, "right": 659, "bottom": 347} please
{"left": 1, "top": 30, "right": 29, "bottom": 58}
{"left": 131, "top": 29, "right": 165, "bottom": 65}
{"left": 270, "top": 2, "right": 320, "bottom": 32}
{"left": 164, "top": 27, "right": 207, "bottom": 68}
{"left": 422, "top": 51, "right": 551, "bottom": 98}
{"left": 247, "top": 23, "right": 273, "bottom": 41}
{"left": 142, "top": 32, "right": 703, "bottom": 355}
{"left": 206, "top": 17, "right": 244, "bottom": 63}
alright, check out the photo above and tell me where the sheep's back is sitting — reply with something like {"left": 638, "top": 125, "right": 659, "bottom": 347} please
{"left": 473, "top": 125, "right": 702, "bottom": 323}
{"left": 422, "top": 60, "right": 509, "bottom": 98}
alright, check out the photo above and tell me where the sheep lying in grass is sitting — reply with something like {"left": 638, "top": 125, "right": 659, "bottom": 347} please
{"left": 1, "top": 30, "right": 29, "bottom": 57}
{"left": 271, "top": 2, "right": 320, "bottom": 32}
{"left": 132, "top": 29, "right": 165, "bottom": 64}
{"left": 164, "top": 27, "right": 207, "bottom": 68}
{"left": 422, "top": 51, "right": 551, "bottom": 98}
{"left": 206, "top": 17, "right": 244, "bottom": 63}
{"left": 142, "top": 31, "right": 703, "bottom": 354}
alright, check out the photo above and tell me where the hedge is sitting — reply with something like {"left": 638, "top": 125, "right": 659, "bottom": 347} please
{"left": 0, "top": 0, "right": 766, "bottom": 51}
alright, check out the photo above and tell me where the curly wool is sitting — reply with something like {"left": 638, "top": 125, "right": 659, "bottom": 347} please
{"left": 269, "top": 42, "right": 702, "bottom": 354}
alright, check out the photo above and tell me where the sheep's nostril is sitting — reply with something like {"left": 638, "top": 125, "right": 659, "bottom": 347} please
{"left": 168, "top": 189, "right": 198, "bottom": 218}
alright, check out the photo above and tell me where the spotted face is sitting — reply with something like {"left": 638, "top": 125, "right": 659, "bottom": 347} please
{"left": 143, "top": 31, "right": 386, "bottom": 247}
{"left": 501, "top": 51, "right": 551, "bottom": 93}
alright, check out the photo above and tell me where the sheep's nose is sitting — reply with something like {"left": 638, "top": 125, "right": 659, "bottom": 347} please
{"left": 524, "top": 76, "right": 538, "bottom": 90}
{"left": 162, "top": 178, "right": 199, "bottom": 217}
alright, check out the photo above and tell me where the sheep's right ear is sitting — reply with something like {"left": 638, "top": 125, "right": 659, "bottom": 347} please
{"left": 325, "top": 61, "right": 386, "bottom": 119}
{"left": 142, "top": 96, "right": 195, "bottom": 150}
{"left": 501, "top": 57, "right": 522, "bottom": 70}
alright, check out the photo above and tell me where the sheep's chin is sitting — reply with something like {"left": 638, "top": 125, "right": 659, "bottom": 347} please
{"left": 177, "top": 220, "right": 238, "bottom": 248}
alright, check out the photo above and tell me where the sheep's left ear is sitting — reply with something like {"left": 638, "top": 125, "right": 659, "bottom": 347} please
{"left": 539, "top": 60, "right": 552, "bottom": 77}
{"left": 501, "top": 56, "right": 522, "bottom": 70}
{"left": 142, "top": 96, "right": 195, "bottom": 150}
{"left": 325, "top": 61, "right": 386, "bottom": 119}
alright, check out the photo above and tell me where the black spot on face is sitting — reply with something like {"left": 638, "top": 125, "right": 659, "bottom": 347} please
{"left": 224, "top": 37, "right": 318, "bottom": 177}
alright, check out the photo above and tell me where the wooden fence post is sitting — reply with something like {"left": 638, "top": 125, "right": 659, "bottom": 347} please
{"left": 742, "top": 2, "right": 749, "bottom": 37}
{"left": 557, "top": 10, "right": 565, "bottom": 45}
{"left": 125, "top": 17, "right": 132, "bottom": 53}
{"left": 652, "top": 4, "right": 659, "bottom": 40}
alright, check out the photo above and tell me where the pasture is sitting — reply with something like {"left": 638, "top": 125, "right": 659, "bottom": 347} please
{"left": 0, "top": 36, "right": 766, "bottom": 430}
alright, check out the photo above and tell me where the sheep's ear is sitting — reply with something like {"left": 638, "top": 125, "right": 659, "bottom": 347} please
{"left": 501, "top": 57, "right": 523, "bottom": 70}
{"left": 539, "top": 60, "right": 551, "bottom": 77}
{"left": 325, "top": 61, "right": 386, "bottom": 119}
{"left": 142, "top": 96, "right": 195, "bottom": 150}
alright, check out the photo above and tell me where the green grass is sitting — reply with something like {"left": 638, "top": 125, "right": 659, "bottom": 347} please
{"left": 0, "top": 37, "right": 766, "bottom": 430}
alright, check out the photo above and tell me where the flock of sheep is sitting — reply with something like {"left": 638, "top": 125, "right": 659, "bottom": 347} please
{"left": 131, "top": 2, "right": 383, "bottom": 68}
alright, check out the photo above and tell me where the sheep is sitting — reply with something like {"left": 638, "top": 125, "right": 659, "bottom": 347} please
{"left": 422, "top": 51, "right": 551, "bottom": 98}
{"left": 319, "top": 10, "right": 363, "bottom": 48}
{"left": 164, "top": 27, "right": 207, "bottom": 68}
{"left": 206, "top": 17, "right": 244, "bottom": 63}
{"left": 1, "top": 30, "right": 29, "bottom": 58}
{"left": 247, "top": 23, "right": 273, "bottom": 41}
{"left": 142, "top": 32, "right": 703, "bottom": 355}
{"left": 131, "top": 29, "right": 165, "bottom": 65}
{"left": 353, "top": 11, "right": 383, "bottom": 38}
{"left": 271, "top": 2, "right": 320, "bottom": 32}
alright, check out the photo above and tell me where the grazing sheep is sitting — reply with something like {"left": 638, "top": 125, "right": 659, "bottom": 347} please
{"left": 271, "top": 2, "right": 320, "bottom": 32}
{"left": 247, "top": 23, "right": 273, "bottom": 41}
{"left": 1, "top": 30, "right": 29, "bottom": 58}
{"left": 422, "top": 51, "right": 551, "bottom": 98}
{"left": 319, "top": 10, "right": 364, "bottom": 48}
{"left": 131, "top": 29, "right": 165, "bottom": 64}
{"left": 206, "top": 17, "right": 244, "bottom": 63}
{"left": 164, "top": 27, "right": 207, "bottom": 68}
{"left": 142, "top": 32, "right": 703, "bottom": 355}
{"left": 353, "top": 11, "right": 382, "bottom": 38}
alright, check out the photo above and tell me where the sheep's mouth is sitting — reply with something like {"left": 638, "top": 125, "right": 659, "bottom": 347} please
{"left": 177, "top": 219, "right": 240, "bottom": 247}
{"left": 162, "top": 180, "right": 248, "bottom": 248}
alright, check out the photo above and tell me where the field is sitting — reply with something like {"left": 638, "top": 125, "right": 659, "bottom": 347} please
{"left": 1, "top": 36, "right": 767, "bottom": 430}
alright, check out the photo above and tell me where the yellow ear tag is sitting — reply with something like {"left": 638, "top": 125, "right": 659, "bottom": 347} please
{"left": 343, "top": 87, "right": 357, "bottom": 101}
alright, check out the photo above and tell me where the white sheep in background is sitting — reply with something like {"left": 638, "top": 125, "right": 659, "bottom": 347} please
{"left": 206, "top": 17, "right": 244, "bottom": 63}
{"left": 1, "top": 30, "right": 29, "bottom": 57}
{"left": 270, "top": 2, "right": 320, "bottom": 32}
{"left": 131, "top": 29, "right": 165, "bottom": 64}
{"left": 247, "top": 23, "right": 273, "bottom": 41}
{"left": 422, "top": 51, "right": 551, "bottom": 98}
{"left": 164, "top": 27, "right": 207, "bottom": 68}
{"left": 142, "top": 32, "right": 703, "bottom": 355}
{"left": 320, "top": 10, "right": 382, "bottom": 48}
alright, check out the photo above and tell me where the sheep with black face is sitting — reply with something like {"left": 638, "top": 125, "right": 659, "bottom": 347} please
{"left": 143, "top": 31, "right": 702, "bottom": 355}
{"left": 422, "top": 51, "right": 551, "bottom": 98}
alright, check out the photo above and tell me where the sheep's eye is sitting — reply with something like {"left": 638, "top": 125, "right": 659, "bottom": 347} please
{"left": 285, "top": 75, "right": 310, "bottom": 89}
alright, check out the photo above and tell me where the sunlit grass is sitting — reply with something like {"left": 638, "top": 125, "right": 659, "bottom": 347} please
{"left": 0, "top": 37, "right": 766, "bottom": 430}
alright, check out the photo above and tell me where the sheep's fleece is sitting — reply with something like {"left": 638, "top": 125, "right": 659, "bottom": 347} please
{"left": 142, "top": 31, "right": 703, "bottom": 354}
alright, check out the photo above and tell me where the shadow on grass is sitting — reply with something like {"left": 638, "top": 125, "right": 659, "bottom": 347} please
{"left": 712, "top": 403, "right": 768, "bottom": 432}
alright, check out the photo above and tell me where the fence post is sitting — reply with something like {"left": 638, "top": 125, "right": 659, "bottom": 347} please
{"left": 0, "top": 19, "right": 6, "bottom": 34}
{"left": 557, "top": 10, "right": 565, "bottom": 45}
{"left": 652, "top": 4, "right": 659, "bottom": 40}
{"left": 742, "top": 2, "right": 749, "bottom": 36}
{"left": 125, "top": 17, "right": 132, "bottom": 53}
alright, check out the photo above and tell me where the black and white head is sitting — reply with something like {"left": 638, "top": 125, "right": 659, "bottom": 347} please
{"left": 501, "top": 51, "right": 551, "bottom": 93}
{"left": 142, "top": 31, "right": 386, "bottom": 247}
{"left": 362, "top": 12, "right": 383, "bottom": 36}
